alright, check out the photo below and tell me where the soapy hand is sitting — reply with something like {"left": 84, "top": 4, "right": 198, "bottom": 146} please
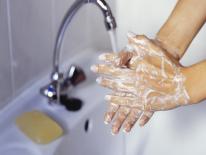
{"left": 91, "top": 35, "right": 155, "bottom": 134}
{"left": 104, "top": 91, "right": 154, "bottom": 134}
{"left": 93, "top": 40, "right": 154, "bottom": 133}
{"left": 91, "top": 33, "right": 190, "bottom": 134}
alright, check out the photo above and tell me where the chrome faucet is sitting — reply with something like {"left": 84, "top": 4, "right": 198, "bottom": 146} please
{"left": 40, "top": 0, "right": 117, "bottom": 105}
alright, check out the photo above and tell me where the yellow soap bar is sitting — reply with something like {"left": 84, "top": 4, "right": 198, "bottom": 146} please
{"left": 15, "top": 110, "right": 63, "bottom": 144}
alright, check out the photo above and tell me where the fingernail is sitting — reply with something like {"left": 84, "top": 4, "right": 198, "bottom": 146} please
{"left": 90, "top": 65, "right": 98, "bottom": 72}
{"left": 111, "top": 126, "right": 119, "bottom": 135}
{"left": 98, "top": 53, "right": 107, "bottom": 61}
{"left": 111, "top": 130, "right": 118, "bottom": 136}
{"left": 104, "top": 116, "right": 111, "bottom": 124}
{"left": 123, "top": 128, "right": 129, "bottom": 133}
{"left": 111, "top": 131, "right": 117, "bottom": 136}
{"left": 123, "top": 124, "right": 131, "bottom": 133}
{"left": 139, "top": 120, "right": 145, "bottom": 127}
{"left": 104, "top": 95, "right": 111, "bottom": 101}
{"left": 96, "top": 77, "right": 102, "bottom": 84}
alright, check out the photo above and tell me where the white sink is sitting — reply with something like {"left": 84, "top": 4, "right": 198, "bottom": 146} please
{"left": 54, "top": 102, "right": 124, "bottom": 155}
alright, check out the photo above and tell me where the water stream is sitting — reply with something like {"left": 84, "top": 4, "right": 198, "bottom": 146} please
{"left": 109, "top": 29, "right": 128, "bottom": 155}
{"left": 108, "top": 29, "right": 118, "bottom": 52}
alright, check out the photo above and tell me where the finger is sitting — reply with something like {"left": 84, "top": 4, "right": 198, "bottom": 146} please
{"left": 105, "top": 92, "right": 178, "bottom": 111}
{"left": 112, "top": 91, "right": 136, "bottom": 98}
{"left": 106, "top": 94, "right": 175, "bottom": 111}
{"left": 96, "top": 77, "right": 136, "bottom": 94}
{"left": 106, "top": 92, "right": 181, "bottom": 111}
{"left": 104, "top": 103, "right": 119, "bottom": 124}
{"left": 98, "top": 51, "right": 134, "bottom": 67}
{"left": 112, "top": 106, "right": 130, "bottom": 135}
{"left": 91, "top": 64, "right": 136, "bottom": 79}
{"left": 104, "top": 92, "right": 137, "bottom": 125}
{"left": 105, "top": 94, "right": 143, "bottom": 109}
{"left": 106, "top": 94, "right": 155, "bottom": 111}
{"left": 123, "top": 108, "right": 142, "bottom": 133}
{"left": 138, "top": 111, "right": 154, "bottom": 127}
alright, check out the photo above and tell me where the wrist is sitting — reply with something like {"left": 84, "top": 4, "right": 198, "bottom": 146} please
{"left": 154, "top": 37, "right": 181, "bottom": 61}
{"left": 152, "top": 39, "right": 181, "bottom": 64}
{"left": 155, "top": 0, "right": 206, "bottom": 61}
{"left": 182, "top": 61, "right": 206, "bottom": 104}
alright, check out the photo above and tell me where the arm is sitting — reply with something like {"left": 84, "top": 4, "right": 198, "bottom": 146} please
{"left": 156, "top": 0, "right": 206, "bottom": 60}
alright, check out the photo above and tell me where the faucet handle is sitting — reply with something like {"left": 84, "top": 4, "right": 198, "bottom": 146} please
{"left": 40, "top": 82, "right": 57, "bottom": 101}
{"left": 66, "top": 65, "right": 86, "bottom": 86}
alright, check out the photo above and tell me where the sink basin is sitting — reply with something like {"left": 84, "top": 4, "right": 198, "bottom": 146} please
{"left": 54, "top": 102, "right": 124, "bottom": 155}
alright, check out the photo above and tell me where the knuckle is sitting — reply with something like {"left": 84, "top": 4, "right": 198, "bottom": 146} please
{"left": 136, "top": 35, "right": 148, "bottom": 42}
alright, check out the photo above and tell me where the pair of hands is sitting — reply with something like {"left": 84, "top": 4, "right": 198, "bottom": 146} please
{"left": 91, "top": 33, "right": 191, "bottom": 134}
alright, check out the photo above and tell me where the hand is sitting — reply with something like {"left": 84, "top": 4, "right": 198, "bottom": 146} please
{"left": 91, "top": 33, "right": 155, "bottom": 134}
{"left": 104, "top": 91, "right": 153, "bottom": 134}
{"left": 92, "top": 34, "right": 156, "bottom": 134}
{"left": 93, "top": 48, "right": 154, "bottom": 134}
{"left": 91, "top": 33, "right": 191, "bottom": 133}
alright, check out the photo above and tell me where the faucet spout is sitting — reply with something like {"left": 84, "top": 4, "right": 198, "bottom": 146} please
{"left": 52, "top": 0, "right": 116, "bottom": 76}
{"left": 40, "top": 0, "right": 116, "bottom": 106}
{"left": 94, "top": 0, "right": 117, "bottom": 30}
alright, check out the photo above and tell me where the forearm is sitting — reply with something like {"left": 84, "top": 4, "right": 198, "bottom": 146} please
{"left": 183, "top": 60, "right": 206, "bottom": 104}
{"left": 156, "top": 0, "right": 206, "bottom": 60}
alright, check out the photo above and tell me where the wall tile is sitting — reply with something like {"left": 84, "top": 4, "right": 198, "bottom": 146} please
{"left": 0, "top": 0, "right": 13, "bottom": 109}
{"left": 9, "top": 0, "right": 54, "bottom": 94}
